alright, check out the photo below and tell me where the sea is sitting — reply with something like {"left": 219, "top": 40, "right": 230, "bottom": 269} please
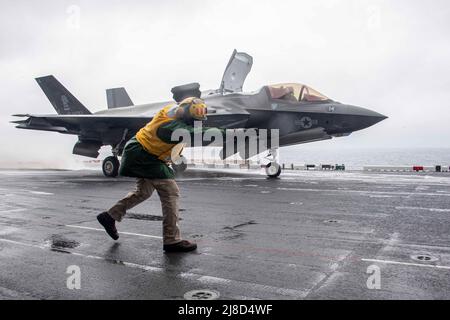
{"left": 185, "top": 146, "right": 450, "bottom": 171}
{"left": 1, "top": 147, "right": 449, "bottom": 171}
{"left": 277, "top": 146, "right": 450, "bottom": 170}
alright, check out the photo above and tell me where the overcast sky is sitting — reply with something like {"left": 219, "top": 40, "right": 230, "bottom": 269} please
{"left": 1, "top": 0, "right": 449, "bottom": 167}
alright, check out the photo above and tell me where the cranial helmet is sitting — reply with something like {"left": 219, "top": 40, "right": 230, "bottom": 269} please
{"left": 178, "top": 97, "right": 208, "bottom": 121}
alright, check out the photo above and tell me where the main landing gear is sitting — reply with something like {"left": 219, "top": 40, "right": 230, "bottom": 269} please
{"left": 102, "top": 130, "right": 129, "bottom": 178}
{"left": 102, "top": 156, "right": 120, "bottom": 177}
{"left": 264, "top": 148, "right": 281, "bottom": 178}
{"left": 172, "top": 155, "right": 188, "bottom": 174}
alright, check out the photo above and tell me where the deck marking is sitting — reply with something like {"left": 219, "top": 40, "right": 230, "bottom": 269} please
{"left": 0, "top": 238, "right": 163, "bottom": 272}
{"left": 179, "top": 273, "right": 308, "bottom": 299}
{"left": 395, "top": 206, "right": 450, "bottom": 212}
{"left": 0, "top": 237, "right": 306, "bottom": 299}
{"left": 277, "top": 187, "right": 450, "bottom": 197}
{"left": 362, "top": 258, "right": 450, "bottom": 270}
{"left": 65, "top": 224, "right": 163, "bottom": 239}
{"left": 0, "top": 208, "right": 27, "bottom": 213}
{"left": 0, "top": 238, "right": 46, "bottom": 249}
{"left": 28, "top": 191, "right": 54, "bottom": 195}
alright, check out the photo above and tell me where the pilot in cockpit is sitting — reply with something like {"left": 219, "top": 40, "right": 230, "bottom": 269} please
{"left": 281, "top": 86, "right": 297, "bottom": 102}
{"left": 269, "top": 86, "right": 297, "bottom": 102}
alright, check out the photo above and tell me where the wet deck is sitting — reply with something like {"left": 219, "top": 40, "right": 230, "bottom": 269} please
{"left": 0, "top": 169, "right": 449, "bottom": 299}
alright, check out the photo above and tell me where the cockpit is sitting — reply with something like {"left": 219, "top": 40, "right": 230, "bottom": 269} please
{"left": 267, "top": 83, "right": 330, "bottom": 102}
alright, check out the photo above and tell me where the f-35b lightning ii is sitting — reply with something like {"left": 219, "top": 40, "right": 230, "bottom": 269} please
{"left": 12, "top": 50, "right": 387, "bottom": 178}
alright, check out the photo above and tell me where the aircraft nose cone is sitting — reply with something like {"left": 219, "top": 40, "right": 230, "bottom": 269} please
{"left": 359, "top": 107, "right": 388, "bottom": 128}
{"left": 340, "top": 105, "right": 388, "bottom": 132}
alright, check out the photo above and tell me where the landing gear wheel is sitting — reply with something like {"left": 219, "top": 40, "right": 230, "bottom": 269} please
{"left": 172, "top": 156, "right": 188, "bottom": 174}
{"left": 102, "top": 156, "right": 120, "bottom": 177}
{"left": 265, "top": 162, "right": 281, "bottom": 178}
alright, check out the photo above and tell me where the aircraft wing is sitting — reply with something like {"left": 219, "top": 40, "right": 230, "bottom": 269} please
{"left": 12, "top": 101, "right": 251, "bottom": 135}
{"left": 11, "top": 114, "right": 149, "bottom": 135}
{"left": 11, "top": 112, "right": 253, "bottom": 159}
{"left": 11, "top": 114, "right": 152, "bottom": 158}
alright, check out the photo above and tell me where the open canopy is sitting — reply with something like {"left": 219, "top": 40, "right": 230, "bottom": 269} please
{"left": 268, "top": 83, "right": 329, "bottom": 102}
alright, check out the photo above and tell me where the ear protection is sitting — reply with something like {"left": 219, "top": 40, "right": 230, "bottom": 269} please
{"left": 178, "top": 97, "right": 208, "bottom": 121}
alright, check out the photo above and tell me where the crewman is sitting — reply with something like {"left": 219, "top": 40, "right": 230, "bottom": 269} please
{"left": 97, "top": 97, "right": 223, "bottom": 252}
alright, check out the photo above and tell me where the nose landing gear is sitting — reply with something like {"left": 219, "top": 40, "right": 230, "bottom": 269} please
{"left": 264, "top": 148, "right": 281, "bottom": 178}
{"left": 265, "top": 162, "right": 281, "bottom": 178}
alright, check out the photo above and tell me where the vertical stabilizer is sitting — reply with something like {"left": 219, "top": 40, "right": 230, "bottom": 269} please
{"left": 35, "top": 75, "right": 91, "bottom": 115}
{"left": 106, "top": 87, "right": 134, "bottom": 109}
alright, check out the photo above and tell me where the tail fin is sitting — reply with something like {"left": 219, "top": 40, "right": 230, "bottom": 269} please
{"left": 106, "top": 87, "right": 133, "bottom": 109}
{"left": 35, "top": 75, "right": 91, "bottom": 115}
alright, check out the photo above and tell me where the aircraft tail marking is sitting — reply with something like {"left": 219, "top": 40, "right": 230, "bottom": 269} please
{"left": 35, "top": 75, "right": 91, "bottom": 115}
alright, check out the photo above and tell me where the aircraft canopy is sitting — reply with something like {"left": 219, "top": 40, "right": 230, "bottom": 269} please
{"left": 268, "top": 83, "right": 329, "bottom": 102}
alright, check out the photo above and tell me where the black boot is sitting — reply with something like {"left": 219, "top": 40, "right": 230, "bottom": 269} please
{"left": 97, "top": 212, "right": 119, "bottom": 240}
{"left": 163, "top": 240, "right": 197, "bottom": 253}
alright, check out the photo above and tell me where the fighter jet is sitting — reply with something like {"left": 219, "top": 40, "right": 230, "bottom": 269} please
{"left": 12, "top": 50, "right": 387, "bottom": 178}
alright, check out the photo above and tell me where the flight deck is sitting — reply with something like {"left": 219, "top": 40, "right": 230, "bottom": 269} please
{"left": 0, "top": 168, "right": 449, "bottom": 299}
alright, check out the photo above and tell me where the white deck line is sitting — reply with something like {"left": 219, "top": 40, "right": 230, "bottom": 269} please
{"left": 65, "top": 224, "right": 163, "bottom": 239}
{"left": 362, "top": 258, "right": 450, "bottom": 270}
{"left": 0, "top": 237, "right": 306, "bottom": 299}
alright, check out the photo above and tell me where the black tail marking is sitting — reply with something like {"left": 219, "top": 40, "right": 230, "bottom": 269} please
{"left": 35, "top": 75, "right": 91, "bottom": 115}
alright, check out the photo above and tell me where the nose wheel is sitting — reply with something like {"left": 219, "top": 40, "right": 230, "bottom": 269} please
{"left": 265, "top": 162, "right": 281, "bottom": 178}
{"left": 264, "top": 148, "right": 281, "bottom": 178}
{"left": 102, "top": 156, "right": 120, "bottom": 177}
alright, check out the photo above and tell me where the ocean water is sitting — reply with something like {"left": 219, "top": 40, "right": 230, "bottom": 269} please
{"left": 277, "top": 147, "right": 450, "bottom": 170}
{"left": 185, "top": 146, "right": 450, "bottom": 170}
{"left": 3, "top": 146, "right": 447, "bottom": 171}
